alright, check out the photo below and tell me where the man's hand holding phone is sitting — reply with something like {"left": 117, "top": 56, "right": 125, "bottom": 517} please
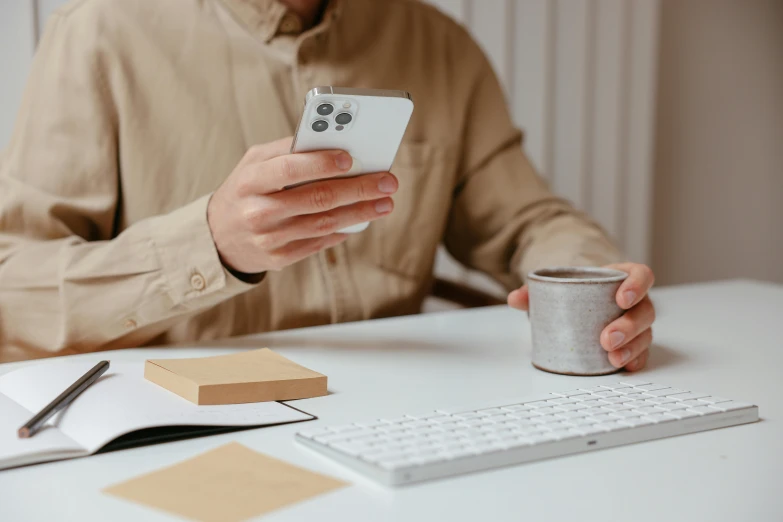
{"left": 207, "top": 137, "right": 397, "bottom": 275}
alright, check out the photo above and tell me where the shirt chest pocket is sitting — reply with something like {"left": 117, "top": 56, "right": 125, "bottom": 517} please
{"left": 348, "top": 141, "right": 458, "bottom": 279}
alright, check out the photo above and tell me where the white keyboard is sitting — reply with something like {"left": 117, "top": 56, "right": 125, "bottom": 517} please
{"left": 295, "top": 381, "right": 758, "bottom": 486}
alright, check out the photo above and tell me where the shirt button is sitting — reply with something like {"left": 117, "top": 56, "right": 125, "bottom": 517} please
{"left": 124, "top": 318, "right": 138, "bottom": 330}
{"left": 190, "top": 273, "right": 206, "bottom": 291}
{"left": 325, "top": 249, "right": 337, "bottom": 265}
{"left": 279, "top": 13, "right": 302, "bottom": 34}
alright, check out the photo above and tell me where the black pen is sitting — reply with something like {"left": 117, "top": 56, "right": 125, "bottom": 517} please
{"left": 17, "top": 361, "right": 110, "bottom": 438}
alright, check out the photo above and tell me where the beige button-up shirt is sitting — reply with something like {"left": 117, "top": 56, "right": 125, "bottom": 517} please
{"left": 0, "top": 0, "right": 621, "bottom": 362}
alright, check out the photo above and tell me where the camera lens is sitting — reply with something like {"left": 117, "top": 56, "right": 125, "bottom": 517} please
{"left": 311, "top": 120, "right": 328, "bottom": 132}
{"left": 335, "top": 112, "right": 352, "bottom": 125}
{"left": 316, "top": 103, "right": 334, "bottom": 116}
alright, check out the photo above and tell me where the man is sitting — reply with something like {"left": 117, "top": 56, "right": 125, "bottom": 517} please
{"left": 0, "top": 0, "right": 655, "bottom": 367}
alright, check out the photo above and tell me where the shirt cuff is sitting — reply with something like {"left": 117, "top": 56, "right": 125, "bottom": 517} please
{"left": 147, "top": 194, "right": 257, "bottom": 309}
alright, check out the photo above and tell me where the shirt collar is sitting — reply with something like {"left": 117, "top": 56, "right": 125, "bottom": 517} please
{"left": 219, "top": 0, "right": 343, "bottom": 42}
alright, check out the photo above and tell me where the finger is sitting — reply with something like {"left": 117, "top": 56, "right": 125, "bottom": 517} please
{"left": 240, "top": 137, "right": 294, "bottom": 167}
{"left": 241, "top": 150, "right": 354, "bottom": 195}
{"left": 507, "top": 286, "right": 529, "bottom": 311}
{"left": 273, "top": 198, "right": 394, "bottom": 243}
{"left": 607, "top": 328, "right": 652, "bottom": 369}
{"left": 268, "top": 233, "right": 348, "bottom": 269}
{"left": 274, "top": 172, "right": 398, "bottom": 216}
{"left": 606, "top": 263, "right": 655, "bottom": 309}
{"left": 624, "top": 347, "right": 649, "bottom": 372}
{"left": 601, "top": 295, "right": 656, "bottom": 351}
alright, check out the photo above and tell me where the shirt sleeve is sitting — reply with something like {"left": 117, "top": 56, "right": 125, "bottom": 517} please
{"left": 443, "top": 34, "right": 624, "bottom": 291}
{"left": 0, "top": 12, "right": 253, "bottom": 361}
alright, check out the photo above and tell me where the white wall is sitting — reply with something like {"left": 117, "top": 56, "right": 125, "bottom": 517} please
{"left": 653, "top": 0, "right": 783, "bottom": 285}
{"left": 428, "top": 0, "right": 659, "bottom": 294}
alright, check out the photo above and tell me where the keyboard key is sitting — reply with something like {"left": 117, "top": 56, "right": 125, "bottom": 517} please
{"left": 502, "top": 404, "right": 534, "bottom": 412}
{"left": 531, "top": 414, "right": 560, "bottom": 424}
{"left": 557, "top": 410, "right": 589, "bottom": 419}
{"left": 608, "top": 410, "right": 642, "bottom": 419}
{"left": 579, "top": 386, "right": 607, "bottom": 393}
{"left": 531, "top": 406, "right": 561, "bottom": 415}
{"left": 548, "top": 428, "right": 581, "bottom": 441}
{"left": 314, "top": 432, "right": 356, "bottom": 444}
{"left": 580, "top": 399, "right": 608, "bottom": 407}
{"left": 680, "top": 399, "right": 707, "bottom": 407}
{"left": 625, "top": 400, "right": 651, "bottom": 408}
{"left": 570, "top": 417, "right": 596, "bottom": 427}
{"left": 551, "top": 389, "right": 590, "bottom": 397}
{"left": 478, "top": 408, "right": 504, "bottom": 415}
{"left": 400, "top": 420, "right": 430, "bottom": 429}
{"left": 589, "top": 413, "right": 617, "bottom": 423}
{"left": 353, "top": 420, "right": 389, "bottom": 428}
{"left": 669, "top": 392, "right": 710, "bottom": 401}
{"left": 622, "top": 393, "right": 647, "bottom": 400}
{"left": 698, "top": 397, "right": 732, "bottom": 405}
{"left": 657, "top": 402, "right": 689, "bottom": 411}
{"left": 331, "top": 443, "right": 365, "bottom": 456}
{"left": 666, "top": 409, "right": 701, "bottom": 419}
{"left": 556, "top": 403, "right": 586, "bottom": 411}
{"left": 640, "top": 413, "right": 678, "bottom": 423}
{"left": 633, "top": 406, "right": 666, "bottom": 414}
{"left": 546, "top": 397, "right": 579, "bottom": 405}
{"left": 598, "top": 384, "right": 633, "bottom": 391}
{"left": 579, "top": 424, "right": 611, "bottom": 435}
{"left": 643, "top": 388, "right": 679, "bottom": 397}
{"left": 618, "top": 417, "right": 654, "bottom": 427}
{"left": 593, "top": 391, "right": 623, "bottom": 398}
{"left": 711, "top": 401, "right": 755, "bottom": 412}
{"left": 528, "top": 432, "right": 558, "bottom": 443}
{"left": 581, "top": 407, "right": 609, "bottom": 416}
{"left": 646, "top": 397, "right": 679, "bottom": 405}
{"left": 601, "top": 404, "right": 635, "bottom": 412}
{"left": 454, "top": 412, "right": 488, "bottom": 420}
{"left": 600, "top": 397, "right": 629, "bottom": 404}
{"left": 687, "top": 406, "right": 722, "bottom": 415}
{"left": 635, "top": 384, "right": 670, "bottom": 392}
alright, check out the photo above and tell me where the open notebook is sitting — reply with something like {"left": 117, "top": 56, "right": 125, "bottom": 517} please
{"left": 0, "top": 360, "right": 314, "bottom": 470}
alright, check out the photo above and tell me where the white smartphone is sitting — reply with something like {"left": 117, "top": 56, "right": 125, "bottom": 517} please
{"left": 290, "top": 86, "right": 414, "bottom": 233}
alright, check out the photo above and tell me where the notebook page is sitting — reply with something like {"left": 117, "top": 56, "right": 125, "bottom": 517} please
{"left": 0, "top": 394, "right": 86, "bottom": 469}
{"left": 0, "top": 361, "right": 313, "bottom": 453}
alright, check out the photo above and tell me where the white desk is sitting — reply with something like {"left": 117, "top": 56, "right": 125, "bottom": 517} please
{"left": 1, "top": 280, "right": 781, "bottom": 521}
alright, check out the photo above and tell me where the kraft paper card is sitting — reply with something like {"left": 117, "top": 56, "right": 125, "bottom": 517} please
{"left": 144, "top": 348, "right": 327, "bottom": 405}
{"left": 103, "top": 442, "right": 348, "bottom": 522}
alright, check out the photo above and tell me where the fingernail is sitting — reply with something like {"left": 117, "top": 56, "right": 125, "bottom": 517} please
{"left": 375, "top": 199, "right": 393, "bottom": 214}
{"left": 378, "top": 175, "right": 397, "bottom": 194}
{"left": 609, "top": 331, "right": 625, "bottom": 349}
{"left": 623, "top": 291, "right": 637, "bottom": 307}
{"left": 334, "top": 153, "right": 352, "bottom": 170}
{"left": 619, "top": 348, "right": 631, "bottom": 365}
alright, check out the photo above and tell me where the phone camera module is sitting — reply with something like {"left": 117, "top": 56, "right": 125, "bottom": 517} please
{"left": 335, "top": 112, "right": 353, "bottom": 125}
{"left": 316, "top": 103, "right": 334, "bottom": 116}
{"left": 312, "top": 120, "right": 329, "bottom": 132}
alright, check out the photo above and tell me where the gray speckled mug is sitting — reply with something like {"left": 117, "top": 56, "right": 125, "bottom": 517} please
{"left": 527, "top": 267, "right": 628, "bottom": 376}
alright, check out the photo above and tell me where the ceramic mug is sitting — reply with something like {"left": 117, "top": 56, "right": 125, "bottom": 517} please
{"left": 527, "top": 267, "right": 628, "bottom": 376}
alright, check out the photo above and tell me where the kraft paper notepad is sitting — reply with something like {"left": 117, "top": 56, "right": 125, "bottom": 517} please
{"left": 145, "top": 348, "right": 328, "bottom": 405}
{"left": 104, "top": 442, "right": 348, "bottom": 522}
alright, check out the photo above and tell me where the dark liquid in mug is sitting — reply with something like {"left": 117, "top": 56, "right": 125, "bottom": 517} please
{"left": 537, "top": 269, "right": 619, "bottom": 280}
